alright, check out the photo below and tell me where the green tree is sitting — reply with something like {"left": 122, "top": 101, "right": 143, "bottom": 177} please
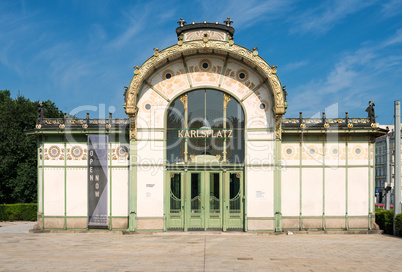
{"left": 0, "top": 90, "right": 64, "bottom": 203}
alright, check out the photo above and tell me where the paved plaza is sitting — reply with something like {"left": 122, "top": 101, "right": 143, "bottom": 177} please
{"left": 1, "top": 222, "right": 402, "bottom": 271}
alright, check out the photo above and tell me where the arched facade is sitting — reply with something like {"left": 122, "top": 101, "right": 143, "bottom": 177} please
{"left": 30, "top": 20, "right": 385, "bottom": 233}
{"left": 124, "top": 24, "right": 286, "bottom": 231}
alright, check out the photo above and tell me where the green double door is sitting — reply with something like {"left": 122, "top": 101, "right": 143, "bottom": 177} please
{"left": 167, "top": 170, "right": 243, "bottom": 231}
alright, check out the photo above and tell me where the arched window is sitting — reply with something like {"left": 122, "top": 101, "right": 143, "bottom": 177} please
{"left": 166, "top": 89, "right": 244, "bottom": 164}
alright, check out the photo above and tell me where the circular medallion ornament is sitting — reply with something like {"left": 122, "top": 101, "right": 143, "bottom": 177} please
{"left": 199, "top": 59, "right": 212, "bottom": 71}
{"left": 49, "top": 146, "right": 61, "bottom": 158}
{"left": 71, "top": 146, "right": 83, "bottom": 159}
{"left": 116, "top": 146, "right": 129, "bottom": 158}
{"left": 162, "top": 69, "right": 174, "bottom": 81}
{"left": 300, "top": 124, "right": 306, "bottom": 129}
{"left": 236, "top": 69, "right": 249, "bottom": 82}
{"left": 286, "top": 148, "right": 293, "bottom": 155}
{"left": 331, "top": 147, "right": 339, "bottom": 155}
{"left": 324, "top": 123, "right": 330, "bottom": 129}
{"left": 355, "top": 147, "right": 362, "bottom": 155}
{"left": 347, "top": 123, "right": 354, "bottom": 129}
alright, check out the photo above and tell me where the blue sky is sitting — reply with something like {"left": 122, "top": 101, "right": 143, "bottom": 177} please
{"left": 1, "top": 0, "right": 402, "bottom": 124}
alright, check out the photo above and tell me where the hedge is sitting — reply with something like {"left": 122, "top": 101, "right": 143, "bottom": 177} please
{"left": 0, "top": 203, "right": 37, "bottom": 221}
{"left": 375, "top": 209, "right": 402, "bottom": 235}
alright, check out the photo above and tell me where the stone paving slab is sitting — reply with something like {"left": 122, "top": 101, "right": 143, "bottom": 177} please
{"left": 0, "top": 223, "right": 401, "bottom": 271}
{"left": 0, "top": 221, "right": 35, "bottom": 234}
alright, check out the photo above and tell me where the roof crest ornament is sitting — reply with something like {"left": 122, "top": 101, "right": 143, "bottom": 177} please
{"left": 224, "top": 18, "right": 233, "bottom": 27}
{"left": 177, "top": 18, "right": 187, "bottom": 27}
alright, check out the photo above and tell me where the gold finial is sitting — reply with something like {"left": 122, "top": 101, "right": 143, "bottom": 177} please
{"left": 271, "top": 65, "right": 277, "bottom": 74}
{"left": 134, "top": 66, "right": 140, "bottom": 75}
{"left": 153, "top": 47, "right": 159, "bottom": 57}
{"left": 203, "top": 33, "right": 209, "bottom": 43}
{"left": 252, "top": 47, "right": 258, "bottom": 56}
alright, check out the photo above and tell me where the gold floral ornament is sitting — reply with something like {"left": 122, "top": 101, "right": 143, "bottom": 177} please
{"left": 324, "top": 123, "right": 330, "bottom": 129}
{"left": 116, "top": 146, "right": 129, "bottom": 159}
{"left": 48, "top": 146, "right": 61, "bottom": 159}
{"left": 300, "top": 123, "right": 306, "bottom": 129}
{"left": 347, "top": 123, "right": 354, "bottom": 129}
{"left": 170, "top": 173, "right": 175, "bottom": 179}
{"left": 71, "top": 146, "right": 83, "bottom": 159}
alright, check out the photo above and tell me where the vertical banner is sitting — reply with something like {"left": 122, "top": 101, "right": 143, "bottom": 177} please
{"left": 88, "top": 134, "right": 109, "bottom": 228}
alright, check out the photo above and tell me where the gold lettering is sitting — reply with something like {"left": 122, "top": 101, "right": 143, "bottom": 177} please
{"left": 196, "top": 130, "right": 200, "bottom": 138}
{"left": 190, "top": 130, "right": 196, "bottom": 138}
{"left": 201, "top": 130, "right": 206, "bottom": 137}
{"left": 212, "top": 130, "right": 217, "bottom": 138}
{"left": 223, "top": 130, "right": 227, "bottom": 137}
{"left": 184, "top": 130, "right": 190, "bottom": 138}
{"left": 178, "top": 130, "right": 184, "bottom": 138}
{"left": 216, "top": 130, "right": 222, "bottom": 137}
{"left": 228, "top": 130, "right": 233, "bottom": 137}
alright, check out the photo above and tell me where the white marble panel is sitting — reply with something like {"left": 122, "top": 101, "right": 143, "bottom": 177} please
{"left": 246, "top": 167, "right": 274, "bottom": 218}
{"left": 112, "top": 168, "right": 129, "bottom": 216}
{"left": 246, "top": 130, "right": 275, "bottom": 140}
{"left": 136, "top": 166, "right": 164, "bottom": 217}
{"left": 137, "top": 131, "right": 164, "bottom": 141}
{"left": 301, "top": 168, "right": 323, "bottom": 216}
{"left": 136, "top": 141, "right": 164, "bottom": 165}
{"left": 348, "top": 167, "right": 369, "bottom": 216}
{"left": 44, "top": 168, "right": 64, "bottom": 216}
{"left": 325, "top": 168, "right": 346, "bottom": 216}
{"left": 281, "top": 168, "right": 300, "bottom": 216}
{"left": 246, "top": 141, "right": 274, "bottom": 164}
{"left": 38, "top": 169, "right": 43, "bottom": 213}
{"left": 66, "top": 168, "right": 87, "bottom": 216}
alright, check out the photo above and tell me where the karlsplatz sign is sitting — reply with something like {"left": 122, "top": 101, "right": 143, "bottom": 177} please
{"left": 177, "top": 129, "right": 233, "bottom": 139}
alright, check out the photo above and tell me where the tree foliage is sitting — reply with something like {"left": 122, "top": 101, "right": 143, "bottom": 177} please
{"left": 0, "top": 90, "right": 64, "bottom": 203}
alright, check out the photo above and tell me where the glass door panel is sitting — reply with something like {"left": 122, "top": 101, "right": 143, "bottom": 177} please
{"left": 207, "top": 172, "right": 222, "bottom": 229}
{"left": 187, "top": 172, "right": 203, "bottom": 229}
{"left": 226, "top": 172, "right": 243, "bottom": 229}
{"left": 167, "top": 172, "right": 184, "bottom": 229}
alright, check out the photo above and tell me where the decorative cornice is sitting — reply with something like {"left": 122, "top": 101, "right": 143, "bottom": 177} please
{"left": 125, "top": 40, "right": 285, "bottom": 116}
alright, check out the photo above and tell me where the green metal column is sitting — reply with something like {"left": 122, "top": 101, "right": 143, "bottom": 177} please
{"left": 274, "top": 139, "right": 282, "bottom": 232}
{"left": 128, "top": 138, "right": 137, "bottom": 232}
